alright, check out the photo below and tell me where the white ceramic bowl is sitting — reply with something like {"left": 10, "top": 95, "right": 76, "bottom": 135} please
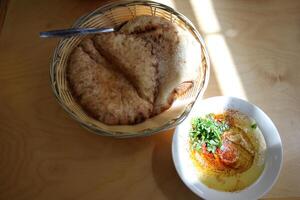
{"left": 172, "top": 96, "right": 283, "bottom": 200}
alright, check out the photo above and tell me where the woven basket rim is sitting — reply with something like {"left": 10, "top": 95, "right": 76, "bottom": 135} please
{"left": 50, "top": 0, "right": 211, "bottom": 138}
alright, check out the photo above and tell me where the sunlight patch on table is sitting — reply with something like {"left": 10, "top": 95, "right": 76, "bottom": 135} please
{"left": 189, "top": 0, "right": 220, "bottom": 33}
{"left": 205, "top": 34, "right": 247, "bottom": 99}
{"left": 189, "top": 0, "right": 247, "bottom": 99}
{"left": 154, "top": 0, "right": 176, "bottom": 9}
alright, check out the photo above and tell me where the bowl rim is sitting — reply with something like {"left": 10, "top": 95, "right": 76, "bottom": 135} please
{"left": 49, "top": 0, "right": 211, "bottom": 138}
{"left": 172, "top": 96, "right": 283, "bottom": 199}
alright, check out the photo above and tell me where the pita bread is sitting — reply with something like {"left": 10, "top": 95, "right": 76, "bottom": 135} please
{"left": 67, "top": 16, "right": 202, "bottom": 125}
{"left": 67, "top": 38, "right": 153, "bottom": 125}
{"left": 93, "top": 33, "right": 158, "bottom": 104}
{"left": 121, "top": 16, "right": 201, "bottom": 114}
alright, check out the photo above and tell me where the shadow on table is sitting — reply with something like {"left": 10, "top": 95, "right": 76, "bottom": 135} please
{"left": 151, "top": 131, "right": 201, "bottom": 200}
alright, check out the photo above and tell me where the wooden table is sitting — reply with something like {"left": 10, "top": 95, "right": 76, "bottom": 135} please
{"left": 1, "top": 0, "right": 299, "bottom": 199}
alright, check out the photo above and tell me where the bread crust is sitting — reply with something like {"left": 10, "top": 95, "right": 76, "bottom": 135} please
{"left": 93, "top": 33, "right": 158, "bottom": 104}
{"left": 121, "top": 16, "right": 201, "bottom": 114}
{"left": 67, "top": 16, "right": 201, "bottom": 125}
{"left": 67, "top": 38, "right": 153, "bottom": 125}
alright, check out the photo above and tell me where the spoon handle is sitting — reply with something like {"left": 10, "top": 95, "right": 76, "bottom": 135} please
{"left": 40, "top": 27, "right": 114, "bottom": 38}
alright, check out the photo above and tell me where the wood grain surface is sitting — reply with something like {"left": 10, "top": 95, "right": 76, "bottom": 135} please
{"left": 0, "top": 0, "right": 300, "bottom": 199}
{"left": 0, "top": 0, "right": 9, "bottom": 32}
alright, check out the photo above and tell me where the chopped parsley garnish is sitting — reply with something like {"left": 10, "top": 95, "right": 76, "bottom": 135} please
{"left": 251, "top": 123, "right": 257, "bottom": 129}
{"left": 189, "top": 114, "right": 229, "bottom": 154}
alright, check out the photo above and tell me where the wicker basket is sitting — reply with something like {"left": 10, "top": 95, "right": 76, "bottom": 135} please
{"left": 50, "top": 0, "right": 210, "bottom": 138}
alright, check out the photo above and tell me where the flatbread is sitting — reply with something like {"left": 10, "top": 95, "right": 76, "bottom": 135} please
{"left": 67, "top": 38, "right": 153, "bottom": 125}
{"left": 121, "top": 16, "right": 202, "bottom": 114}
{"left": 67, "top": 16, "right": 202, "bottom": 125}
{"left": 93, "top": 33, "right": 158, "bottom": 104}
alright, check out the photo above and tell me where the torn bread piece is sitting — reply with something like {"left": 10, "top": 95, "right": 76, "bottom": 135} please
{"left": 121, "top": 16, "right": 202, "bottom": 114}
{"left": 93, "top": 33, "right": 158, "bottom": 104}
{"left": 67, "top": 38, "right": 153, "bottom": 125}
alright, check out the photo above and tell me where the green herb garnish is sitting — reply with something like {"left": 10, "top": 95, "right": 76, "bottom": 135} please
{"left": 251, "top": 123, "right": 257, "bottom": 129}
{"left": 189, "top": 114, "right": 229, "bottom": 154}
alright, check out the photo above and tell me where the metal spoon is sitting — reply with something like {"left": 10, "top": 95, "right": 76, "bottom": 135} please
{"left": 40, "top": 23, "right": 126, "bottom": 38}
